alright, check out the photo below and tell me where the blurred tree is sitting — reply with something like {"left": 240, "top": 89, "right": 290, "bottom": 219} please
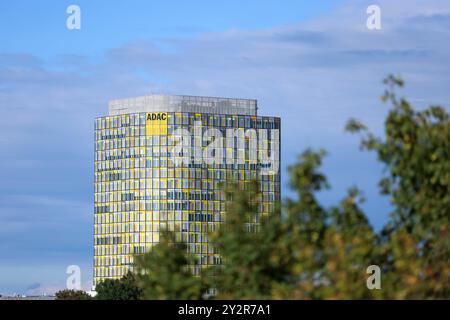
{"left": 278, "top": 151, "right": 379, "bottom": 299}
{"left": 206, "top": 180, "right": 294, "bottom": 299}
{"left": 55, "top": 289, "right": 92, "bottom": 300}
{"left": 346, "top": 75, "right": 450, "bottom": 298}
{"left": 319, "top": 188, "right": 379, "bottom": 299}
{"left": 134, "top": 232, "right": 206, "bottom": 300}
{"left": 95, "top": 272, "right": 141, "bottom": 300}
{"left": 283, "top": 149, "right": 330, "bottom": 299}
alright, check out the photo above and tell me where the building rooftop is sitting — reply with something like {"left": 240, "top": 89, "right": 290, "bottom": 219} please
{"left": 109, "top": 94, "right": 257, "bottom": 116}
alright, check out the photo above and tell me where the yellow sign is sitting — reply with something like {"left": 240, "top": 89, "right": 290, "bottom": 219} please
{"left": 146, "top": 112, "right": 168, "bottom": 135}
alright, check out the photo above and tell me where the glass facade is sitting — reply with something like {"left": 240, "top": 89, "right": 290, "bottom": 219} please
{"left": 94, "top": 111, "right": 281, "bottom": 286}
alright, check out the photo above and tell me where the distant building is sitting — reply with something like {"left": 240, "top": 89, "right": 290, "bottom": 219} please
{"left": 0, "top": 295, "right": 55, "bottom": 300}
{"left": 94, "top": 95, "right": 281, "bottom": 286}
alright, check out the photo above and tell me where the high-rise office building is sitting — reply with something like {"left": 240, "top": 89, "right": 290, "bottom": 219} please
{"left": 94, "top": 95, "right": 281, "bottom": 286}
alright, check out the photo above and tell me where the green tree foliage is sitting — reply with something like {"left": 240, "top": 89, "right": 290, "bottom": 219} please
{"left": 134, "top": 232, "right": 206, "bottom": 300}
{"left": 346, "top": 75, "right": 450, "bottom": 298}
{"left": 55, "top": 289, "right": 92, "bottom": 300}
{"left": 95, "top": 272, "right": 142, "bottom": 300}
{"left": 205, "top": 181, "right": 295, "bottom": 299}
{"left": 318, "top": 188, "right": 379, "bottom": 299}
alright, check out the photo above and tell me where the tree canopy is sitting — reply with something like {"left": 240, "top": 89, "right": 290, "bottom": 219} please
{"left": 55, "top": 289, "right": 92, "bottom": 300}
{"left": 95, "top": 272, "right": 142, "bottom": 300}
{"left": 134, "top": 232, "right": 206, "bottom": 300}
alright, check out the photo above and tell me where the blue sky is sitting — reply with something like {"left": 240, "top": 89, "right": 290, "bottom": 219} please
{"left": 0, "top": 0, "right": 343, "bottom": 57}
{"left": 1, "top": 0, "right": 450, "bottom": 294}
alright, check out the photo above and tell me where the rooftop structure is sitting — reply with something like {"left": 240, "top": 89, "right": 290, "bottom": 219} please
{"left": 109, "top": 94, "right": 258, "bottom": 116}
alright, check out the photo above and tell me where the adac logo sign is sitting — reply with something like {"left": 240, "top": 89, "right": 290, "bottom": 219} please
{"left": 147, "top": 113, "right": 167, "bottom": 121}
{"left": 146, "top": 112, "right": 168, "bottom": 136}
